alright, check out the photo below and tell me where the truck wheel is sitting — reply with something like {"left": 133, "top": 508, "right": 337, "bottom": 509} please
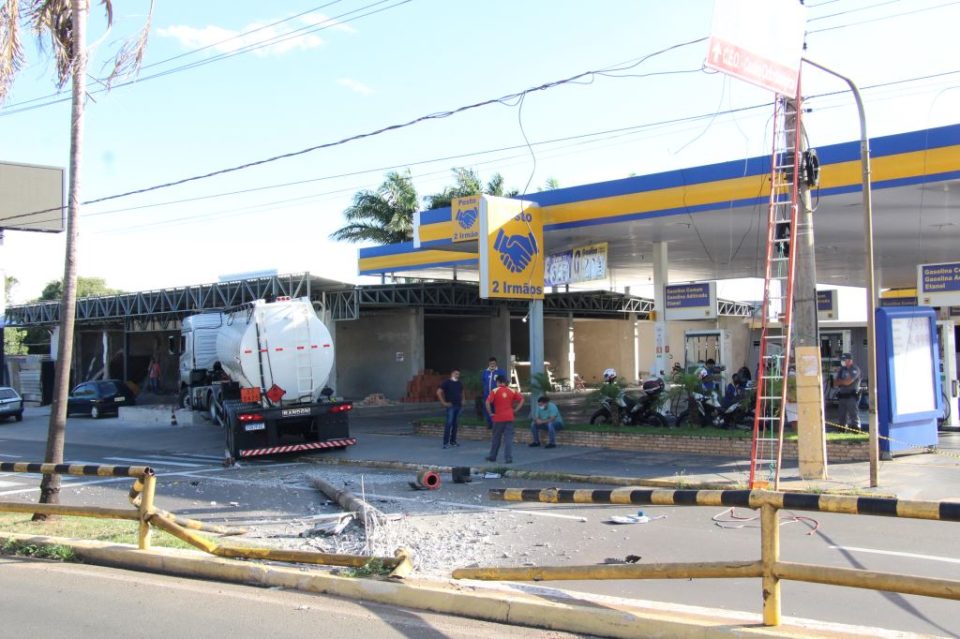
{"left": 178, "top": 388, "right": 190, "bottom": 410}
{"left": 225, "top": 414, "right": 240, "bottom": 459}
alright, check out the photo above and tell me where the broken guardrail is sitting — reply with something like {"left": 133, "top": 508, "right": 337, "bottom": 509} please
{"left": 452, "top": 487, "right": 960, "bottom": 626}
{"left": 0, "top": 462, "right": 411, "bottom": 577}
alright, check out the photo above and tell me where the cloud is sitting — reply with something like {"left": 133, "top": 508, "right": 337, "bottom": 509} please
{"left": 337, "top": 78, "right": 374, "bottom": 96}
{"left": 157, "top": 13, "right": 352, "bottom": 57}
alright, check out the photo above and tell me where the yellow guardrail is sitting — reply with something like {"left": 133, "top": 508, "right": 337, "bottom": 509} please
{"left": 453, "top": 487, "right": 960, "bottom": 626}
{"left": 0, "top": 462, "right": 411, "bottom": 577}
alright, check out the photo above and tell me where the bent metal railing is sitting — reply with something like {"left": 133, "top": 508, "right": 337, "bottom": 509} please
{"left": 0, "top": 462, "right": 411, "bottom": 577}
{"left": 453, "top": 487, "right": 960, "bottom": 627}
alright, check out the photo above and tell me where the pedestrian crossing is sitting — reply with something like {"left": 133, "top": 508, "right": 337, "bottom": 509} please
{"left": 0, "top": 452, "right": 230, "bottom": 496}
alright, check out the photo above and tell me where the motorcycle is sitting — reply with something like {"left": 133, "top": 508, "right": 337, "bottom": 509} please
{"left": 679, "top": 382, "right": 754, "bottom": 429}
{"left": 590, "top": 379, "right": 667, "bottom": 427}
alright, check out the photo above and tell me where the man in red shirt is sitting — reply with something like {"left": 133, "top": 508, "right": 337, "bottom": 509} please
{"left": 484, "top": 375, "right": 524, "bottom": 464}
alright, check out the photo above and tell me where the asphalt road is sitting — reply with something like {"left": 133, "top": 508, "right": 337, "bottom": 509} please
{"left": 1, "top": 405, "right": 958, "bottom": 637}
{"left": 0, "top": 558, "right": 587, "bottom": 639}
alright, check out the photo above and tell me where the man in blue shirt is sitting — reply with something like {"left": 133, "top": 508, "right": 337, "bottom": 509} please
{"left": 436, "top": 369, "right": 463, "bottom": 448}
{"left": 481, "top": 357, "right": 506, "bottom": 429}
{"left": 529, "top": 395, "right": 563, "bottom": 448}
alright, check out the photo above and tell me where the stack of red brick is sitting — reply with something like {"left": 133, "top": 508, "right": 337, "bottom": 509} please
{"left": 403, "top": 370, "right": 446, "bottom": 403}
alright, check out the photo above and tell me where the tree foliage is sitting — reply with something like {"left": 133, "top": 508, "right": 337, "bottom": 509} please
{"left": 39, "top": 277, "right": 122, "bottom": 301}
{"left": 329, "top": 170, "right": 419, "bottom": 244}
{"left": 423, "top": 168, "right": 517, "bottom": 210}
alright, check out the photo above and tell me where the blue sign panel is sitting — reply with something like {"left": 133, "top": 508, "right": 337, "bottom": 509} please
{"left": 919, "top": 263, "right": 960, "bottom": 293}
{"left": 816, "top": 290, "right": 834, "bottom": 312}
{"left": 545, "top": 251, "right": 572, "bottom": 287}
{"left": 879, "top": 296, "right": 918, "bottom": 307}
{"left": 666, "top": 283, "right": 711, "bottom": 309}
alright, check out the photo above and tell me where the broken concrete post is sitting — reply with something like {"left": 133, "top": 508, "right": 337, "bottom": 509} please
{"left": 308, "top": 475, "right": 384, "bottom": 529}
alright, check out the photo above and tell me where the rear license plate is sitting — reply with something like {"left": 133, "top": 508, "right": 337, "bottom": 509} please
{"left": 244, "top": 422, "right": 266, "bottom": 432}
{"left": 114, "top": 397, "right": 125, "bottom": 403}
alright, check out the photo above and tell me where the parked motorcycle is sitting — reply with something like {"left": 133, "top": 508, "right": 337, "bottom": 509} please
{"left": 590, "top": 379, "right": 667, "bottom": 427}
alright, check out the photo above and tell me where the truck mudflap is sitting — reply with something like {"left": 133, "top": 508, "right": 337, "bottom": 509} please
{"left": 238, "top": 437, "right": 357, "bottom": 458}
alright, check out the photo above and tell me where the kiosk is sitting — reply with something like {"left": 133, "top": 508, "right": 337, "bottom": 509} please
{"left": 875, "top": 307, "right": 942, "bottom": 456}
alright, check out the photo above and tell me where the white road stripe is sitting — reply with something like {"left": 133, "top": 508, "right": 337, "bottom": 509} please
{"left": 105, "top": 456, "right": 205, "bottom": 468}
{"left": 0, "top": 454, "right": 21, "bottom": 459}
{"left": 830, "top": 545, "right": 960, "bottom": 565}
{"left": 0, "top": 476, "right": 131, "bottom": 496}
{"left": 0, "top": 480, "right": 20, "bottom": 488}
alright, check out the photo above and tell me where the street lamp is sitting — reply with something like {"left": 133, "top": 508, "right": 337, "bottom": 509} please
{"left": 801, "top": 58, "right": 880, "bottom": 486}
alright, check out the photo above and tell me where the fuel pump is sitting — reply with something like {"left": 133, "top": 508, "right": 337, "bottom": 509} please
{"left": 936, "top": 320, "right": 959, "bottom": 428}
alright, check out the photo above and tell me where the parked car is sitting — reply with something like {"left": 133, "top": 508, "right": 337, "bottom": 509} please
{"left": 0, "top": 386, "right": 24, "bottom": 422}
{"left": 67, "top": 380, "right": 136, "bottom": 419}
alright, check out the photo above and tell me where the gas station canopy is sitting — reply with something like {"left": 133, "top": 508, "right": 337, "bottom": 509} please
{"left": 359, "top": 123, "right": 960, "bottom": 291}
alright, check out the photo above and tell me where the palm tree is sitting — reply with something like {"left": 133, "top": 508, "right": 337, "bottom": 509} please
{"left": 330, "top": 170, "right": 419, "bottom": 244}
{"left": 0, "top": 0, "right": 153, "bottom": 516}
{"left": 423, "top": 168, "right": 518, "bottom": 210}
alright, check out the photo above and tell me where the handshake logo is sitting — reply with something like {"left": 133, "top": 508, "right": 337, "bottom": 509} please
{"left": 455, "top": 206, "right": 478, "bottom": 230}
{"left": 494, "top": 228, "right": 538, "bottom": 273}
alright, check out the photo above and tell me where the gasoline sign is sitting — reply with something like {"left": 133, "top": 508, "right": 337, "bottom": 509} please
{"left": 479, "top": 196, "right": 544, "bottom": 300}
{"left": 451, "top": 195, "right": 481, "bottom": 243}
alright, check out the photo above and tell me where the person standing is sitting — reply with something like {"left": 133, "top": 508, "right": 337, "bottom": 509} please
{"left": 147, "top": 357, "right": 161, "bottom": 394}
{"left": 481, "top": 356, "right": 506, "bottom": 428}
{"left": 529, "top": 395, "right": 563, "bottom": 448}
{"left": 834, "top": 353, "right": 862, "bottom": 431}
{"left": 485, "top": 375, "right": 523, "bottom": 464}
{"left": 436, "top": 369, "right": 463, "bottom": 449}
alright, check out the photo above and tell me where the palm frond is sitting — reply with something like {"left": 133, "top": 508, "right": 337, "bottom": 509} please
{"left": 0, "top": 0, "right": 25, "bottom": 101}
{"left": 103, "top": 0, "right": 152, "bottom": 85}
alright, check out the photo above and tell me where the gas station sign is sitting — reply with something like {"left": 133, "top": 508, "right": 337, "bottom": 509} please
{"left": 479, "top": 196, "right": 544, "bottom": 300}
{"left": 918, "top": 262, "right": 960, "bottom": 307}
{"left": 451, "top": 196, "right": 481, "bottom": 243}
{"left": 665, "top": 282, "right": 717, "bottom": 320}
{"left": 817, "top": 289, "right": 838, "bottom": 320}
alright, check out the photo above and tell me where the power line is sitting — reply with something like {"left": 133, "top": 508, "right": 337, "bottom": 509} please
{"left": 807, "top": 0, "right": 960, "bottom": 33}
{"left": 0, "top": 0, "right": 411, "bottom": 117}
{"left": 807, "top": 0, "right": 902, "bottom": 22}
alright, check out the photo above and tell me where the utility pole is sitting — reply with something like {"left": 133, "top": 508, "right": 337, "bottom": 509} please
{"left": 788, "top": 97, "right": 828, "bottom": 480}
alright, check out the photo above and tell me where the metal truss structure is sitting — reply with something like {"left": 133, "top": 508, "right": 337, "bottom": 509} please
{"left": 6, "top": 274, "right": 751, "bottom": 328}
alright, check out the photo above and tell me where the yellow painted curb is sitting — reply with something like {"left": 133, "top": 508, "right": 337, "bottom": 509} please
{"left": 0, "top": 532, "right": 917, "bottom": 638}
{"left": 298, "top": 456, "right": 896, "bottom": 497}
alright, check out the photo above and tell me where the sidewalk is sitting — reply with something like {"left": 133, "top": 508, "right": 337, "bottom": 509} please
{"left": 324, "top": 413, "right": 960, "bottom": 501}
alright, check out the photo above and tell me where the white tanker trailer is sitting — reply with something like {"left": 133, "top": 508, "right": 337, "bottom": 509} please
{"left": 177, "top": 296, "right": 354, "bottom": 461}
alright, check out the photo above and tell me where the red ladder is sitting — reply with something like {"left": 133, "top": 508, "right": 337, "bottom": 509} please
{"left": 749, "top": 95, "right": 803, "bottom": 490}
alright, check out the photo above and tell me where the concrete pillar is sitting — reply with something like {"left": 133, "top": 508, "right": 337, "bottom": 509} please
{"left": 529, "top": 299, "right": 545, "bottom": 382}
{"left": 629, "top": 312, "right": 640, "bottom": 382}
{"left": 567, "top": 313, "right": 576, "bottom": 387}
{"left": 102, "top": 330, "right": 108, "bottom": 379}
{"left": 409, "top": 307, "right": 425, "bottom": 377}
{"left": 652, "top": 242, "right": 670, "bottom": 378}
{"left": 492, "top": 305, "right": 511, "bottom": 367}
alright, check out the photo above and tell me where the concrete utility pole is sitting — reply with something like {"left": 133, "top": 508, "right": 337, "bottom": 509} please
{"left": 788, "top": 97, "right": 828, "bottom": 480}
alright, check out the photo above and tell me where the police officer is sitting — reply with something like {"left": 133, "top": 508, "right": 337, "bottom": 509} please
{"left": 834, "top": 353, "right": 862, "bottom": 431}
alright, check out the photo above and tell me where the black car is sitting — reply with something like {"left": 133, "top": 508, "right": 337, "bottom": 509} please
{"left": 0, "top": 386, "right": 24, "bottom": 422}
{"left": 67, "top": 379, "right": 136, "bottom": 419}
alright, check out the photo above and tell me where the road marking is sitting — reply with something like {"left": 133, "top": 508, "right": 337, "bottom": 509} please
{"left": 0, "top": 480, "right": 20, "bottom": 488}
{"left": 105, "top": 456, "right": 206, "bottom": 468}
{"left": 0, "top": 454, "right": 21, "bottom": 459}
{"left": 0, "top": 476, "right": 131, "bottom": 496}
{"left": 830, "top": 545, "right": 960, "bottom": 565}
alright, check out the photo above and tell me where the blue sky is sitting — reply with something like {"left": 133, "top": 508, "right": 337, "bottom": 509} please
{"left": 2, "top": 0, "right": 959, "bottom": 312}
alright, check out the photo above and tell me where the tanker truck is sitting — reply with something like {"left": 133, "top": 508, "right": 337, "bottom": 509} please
{"left": 177, "top": 296, "right": 355, "bottom": 461}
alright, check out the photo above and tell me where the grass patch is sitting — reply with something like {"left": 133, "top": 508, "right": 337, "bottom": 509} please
{"left": 1, "top": 539, "right": 79, "bottom": 562}
{"left": 343, "top": 557, "right": 393, "bottom": 578}
{"left": 0, "top": 513, "right": 194, "bottom": 550}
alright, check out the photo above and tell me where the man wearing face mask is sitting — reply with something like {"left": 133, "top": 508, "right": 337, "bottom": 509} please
{"left": 481, "top": 356, "right": 506, "bottom": 429}
{"left": 437, "top": 368, "right": 463, "bottom": 449}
